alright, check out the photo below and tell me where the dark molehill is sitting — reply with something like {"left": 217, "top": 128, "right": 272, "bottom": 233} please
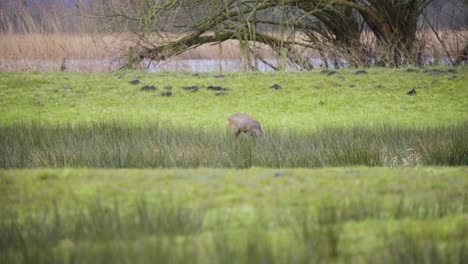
{"left": 161, "top": 92, "right": 172, "bottom": 97}
{"left": 183, "top": 86, "right": 199, "bottom": 92}
{"left": 320, "top": 70, "right": 337, "bottom": 76}
{"left": 164, "top": 86, "right": 173, "bottom": 90}
{"left": 207, "top": 86, "right": 228, "bottom": 91}
{"left": 349, "top": 84, "right": 356, "bottom": 88}
{"left": 129, "top": 79, "right": 140, "bottom": 85}
{"left": 355, "top": 70, "right": 368, "bottom": 75}
{"left": 141, "top": 85, "right": 157, "bottom": 91}
{"left": 270, "top": 84, "right": 282, "bottom": 90}
{"left": 274, "top": 172, "right": 285, "bottom": 177}
{"left": 423, "top": 69, "right": 446, "bottom": 75}
{"left": 406, "top": 68, "right": 419, "bottom": 73}
{"left": 375, "top": 85, "right": 385, "bottom": 89}
{"left": 215, "top": 92, "right": 227, "bottom": 96}
{"left": 407, "top": 89, "right": 417, "bottom": 95}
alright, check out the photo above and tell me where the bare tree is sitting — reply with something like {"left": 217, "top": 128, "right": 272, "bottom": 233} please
{"left": 90, "top": 0, "right": 461, "bottom": 68}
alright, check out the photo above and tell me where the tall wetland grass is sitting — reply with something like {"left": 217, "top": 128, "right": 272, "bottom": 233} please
{"left": 0, "top": 122, "right": 466, "bottom": 168}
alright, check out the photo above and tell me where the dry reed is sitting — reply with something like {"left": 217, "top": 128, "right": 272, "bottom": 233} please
{"left": 1, "top": 5, "right": 466, "bottom": 72}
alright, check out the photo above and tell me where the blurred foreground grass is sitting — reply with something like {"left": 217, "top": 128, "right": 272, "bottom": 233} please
{"left": 1, "top": 167, "right": 467, "bottom": 263}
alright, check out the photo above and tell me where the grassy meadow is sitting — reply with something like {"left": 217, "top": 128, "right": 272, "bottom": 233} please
{"left": 1, "top": 67, "right": 467, "bottom": 263}
{"left": 1, "top": 67, "right": 467, "bottom": 168}
{"left": 1, "top": 67, "right": 467, "bottom": 127}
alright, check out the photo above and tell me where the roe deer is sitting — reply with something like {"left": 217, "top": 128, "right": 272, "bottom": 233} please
{"left": 227, "top": 113, "right": 263, "bottom": 137}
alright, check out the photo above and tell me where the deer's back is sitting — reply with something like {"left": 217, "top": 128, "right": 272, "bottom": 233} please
{"left": 228, "top": 113, "right": 263, "bottom": 137}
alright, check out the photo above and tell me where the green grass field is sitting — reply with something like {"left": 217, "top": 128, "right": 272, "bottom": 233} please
{"left": 1, "top": 67, "right": 467, "bottom": 263}
{"left": 1, "top": 67, "right": 467, "bottom": 128}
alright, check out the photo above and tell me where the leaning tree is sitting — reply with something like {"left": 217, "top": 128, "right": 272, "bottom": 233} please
{"left": 89, "top": 0, "right": 441, "bottom": 68}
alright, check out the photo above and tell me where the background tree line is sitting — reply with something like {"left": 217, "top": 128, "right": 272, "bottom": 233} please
{"left": 1, "top": 0, "right": 467, "bottom": 68}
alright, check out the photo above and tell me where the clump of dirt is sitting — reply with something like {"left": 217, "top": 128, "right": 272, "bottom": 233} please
{"left": 355, "top": 70, "right": 368, "bottom": 75}
{"left": 183, "top": 86, "right": 199, "bottom": 92}
{"left": 407, "top": 88, "right": 416, "bottom": 95}
{"left": 270, "top": 84, "right": 282, "bottom": 90}
{"left": 207, "top": 86, "right": 228, "bottom": 91}
{"left": 141, "top": 85, "right": 157, "bottom": 91}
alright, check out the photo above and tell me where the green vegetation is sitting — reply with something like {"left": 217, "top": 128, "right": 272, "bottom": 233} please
{"left": 1, "top": 168, "right": 467, "bottom": 264}
{"left": 1, "top": 67, "right": 467, "bottom": 263}
{"left": 1, "top": 67, "right": 466, "bottom": 168}
{"left": 1, "top": 122, "right": 466, "bottom": 168}
{"left": 1, "top": 67, "right": 467, "bottom": 128}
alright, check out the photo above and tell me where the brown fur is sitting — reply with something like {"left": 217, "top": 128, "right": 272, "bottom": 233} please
{"left": 227, "top": 113, "right": 263, "bottom": 137}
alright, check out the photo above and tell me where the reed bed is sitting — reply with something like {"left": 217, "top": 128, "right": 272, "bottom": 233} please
{"left": 2, "top": 31, "right": 466, "bottom": 72}
{"left": 1, "top": 4, "right": 467, "bottom": 72}
{"left": 1, "top": 122, "right": 466, "bottom": 168}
